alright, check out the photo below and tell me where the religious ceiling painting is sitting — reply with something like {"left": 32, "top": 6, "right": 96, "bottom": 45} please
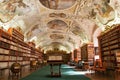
{"left": 50, "top": 34, "right": 64, "bottom": 40}
{"left": 94, "top": 0, "right": 115, "bottom": 24}
{"left": 39, "top": 0, "right": 76, "bottom": 10}
{"left": 71, "top": 25, "right": 88, "bottom": 41}
{"left": 0, "top": 0, "right": 28, "bottom": 23}
{"left": 26, "top": 24, "right": 42, "bottom": 39}
{"left": 72, "top": 26, "right": 81, "bottom": 36}
{"left": 47, "top": 19, "right": 68, "bottom": 30}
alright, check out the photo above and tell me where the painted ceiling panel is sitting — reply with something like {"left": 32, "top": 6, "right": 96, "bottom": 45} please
{"left": 49, "top": 34, "right": 64, "bottom": 40}
{"left": 47, "top": 19, "right": 68, "bottom": 30}
{"left": 39, "top": 0, "right": 76, "bottom": 10}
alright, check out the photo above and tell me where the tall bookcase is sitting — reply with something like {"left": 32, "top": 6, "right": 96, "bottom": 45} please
{"left": 0, "top": 29, "right": 11, "bottom": 69}
{"left": 98, "top": 25, "right": 120, "bottom": 69}
{"left": 0, "top": 28, "right": 43, "bottom": 72}
{"left": 81, "top": 43, "right": 94, "bottom": 62}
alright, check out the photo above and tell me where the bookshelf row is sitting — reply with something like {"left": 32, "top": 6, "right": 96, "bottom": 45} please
{"left": 0, "top": 28, "right": 43, "bottom": 69}
{"left": 8, "top": 28, "right": 24, "bottom": 41}
{"left": 81, "top": 43, "right": 94, "bottom": 62}
{"left": 98, "top": 24, "right": 120, "bottom": 69}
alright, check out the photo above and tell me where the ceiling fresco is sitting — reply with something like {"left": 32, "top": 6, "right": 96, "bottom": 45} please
{"left": 47, "top": 19, "right": 68, "bottom": 30}
{"left": 39, "top": 0, "right": 76, "bottom": 10}
{"left": 94, "top": 0, "right": 115, "bottom": 25}
{"left": 50, "top": 34, "right": 64, "bottom": 40}
{"left": 25, "top": 24, "right": 42, "bottom": 40}
{"left": 0, "top": 0, "right": 28, "bottom": 23}
{"left": 0, "top": 0, "right": 120, "bottom": 53}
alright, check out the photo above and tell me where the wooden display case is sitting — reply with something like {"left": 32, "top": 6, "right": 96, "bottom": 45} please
{"left": 98, "top": 25, "right": 120, "bottom": 69}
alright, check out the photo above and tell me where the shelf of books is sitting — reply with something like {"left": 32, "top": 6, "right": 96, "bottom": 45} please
{"left": 81, "top": 43, "right": 94, "bottom": 62}
{"left": 8, "top": 27, "right": 24, "bottom": 41}
{"left": 0, "top": 29, "right": 11, "bottom": 69}
{"left": 0, "top": 28, "right": 43, "bottom": 71}
{"left": 98, "top": 25, "right": 120, "bottom": 69}
{"left": 80, "top": 43, "right": 94, "bottom": 70}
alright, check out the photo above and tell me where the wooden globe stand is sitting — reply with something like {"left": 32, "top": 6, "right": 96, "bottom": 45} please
{"left": 30, "top": 61, "right": 38, "bottom": 71}
{"left": 8, "top": 63, "right": 21, "bottom": 80}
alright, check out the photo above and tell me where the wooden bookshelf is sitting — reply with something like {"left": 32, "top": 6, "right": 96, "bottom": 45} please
{"left": 98, "top": 25, "right": 120, "bottom": 69}
{"left": 8, "top": 27, "right": 24, "bottom": 41}
{"left": 81, "top": 43, "right": 94, "bottom": 62}
{"left": 80, "top": 43, "right": 94, "bottom": 70}
{"left": 115, "top": 51, "right": 120, "bottom": 67}
{"left": 0, "top": 28, "right": 43, "bottom": 70}
{"left": 0, "top": 29, "right": 11, "bottom": 69}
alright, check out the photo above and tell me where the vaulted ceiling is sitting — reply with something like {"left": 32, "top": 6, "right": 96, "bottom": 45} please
{"left": 0, "top": 0, "right": 120, "bottom": 53}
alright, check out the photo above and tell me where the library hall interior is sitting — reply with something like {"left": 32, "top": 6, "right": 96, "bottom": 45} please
{"left": 0, "top": 0, "right": 120, "bottom": 80}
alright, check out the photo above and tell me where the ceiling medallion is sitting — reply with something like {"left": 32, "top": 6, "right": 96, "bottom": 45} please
{"left": 39, "top": 0, "right": 76, "bottom": 10}
{"left": 47, "top": 19, "right": 68, "bottom": 30}
{"left": 50, "top": 34, "right": 64, "bottom": 39}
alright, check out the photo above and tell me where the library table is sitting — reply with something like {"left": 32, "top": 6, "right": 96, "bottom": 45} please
{"left": 47, "top": 60, "right": 64, "bottom": 77}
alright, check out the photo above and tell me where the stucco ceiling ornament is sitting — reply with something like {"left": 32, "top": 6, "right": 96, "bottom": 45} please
{"left": 67, "top": 0, "right": 95, "bottom": 20}
{"left": 0, "top": 0, "right": 28, "bottom": 23}
{"left": 49, "top": 13, "right": 66, "bottom": 18}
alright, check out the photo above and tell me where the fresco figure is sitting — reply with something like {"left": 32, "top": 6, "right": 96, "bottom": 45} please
{"left": 94, "top": 0, "right": 115, "bottom": 24}
{"left": 39, "top": 0, "right": 75, "bottom": 10}
{"left": 0, "top": 0, "right": 27, "bottom": 23}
